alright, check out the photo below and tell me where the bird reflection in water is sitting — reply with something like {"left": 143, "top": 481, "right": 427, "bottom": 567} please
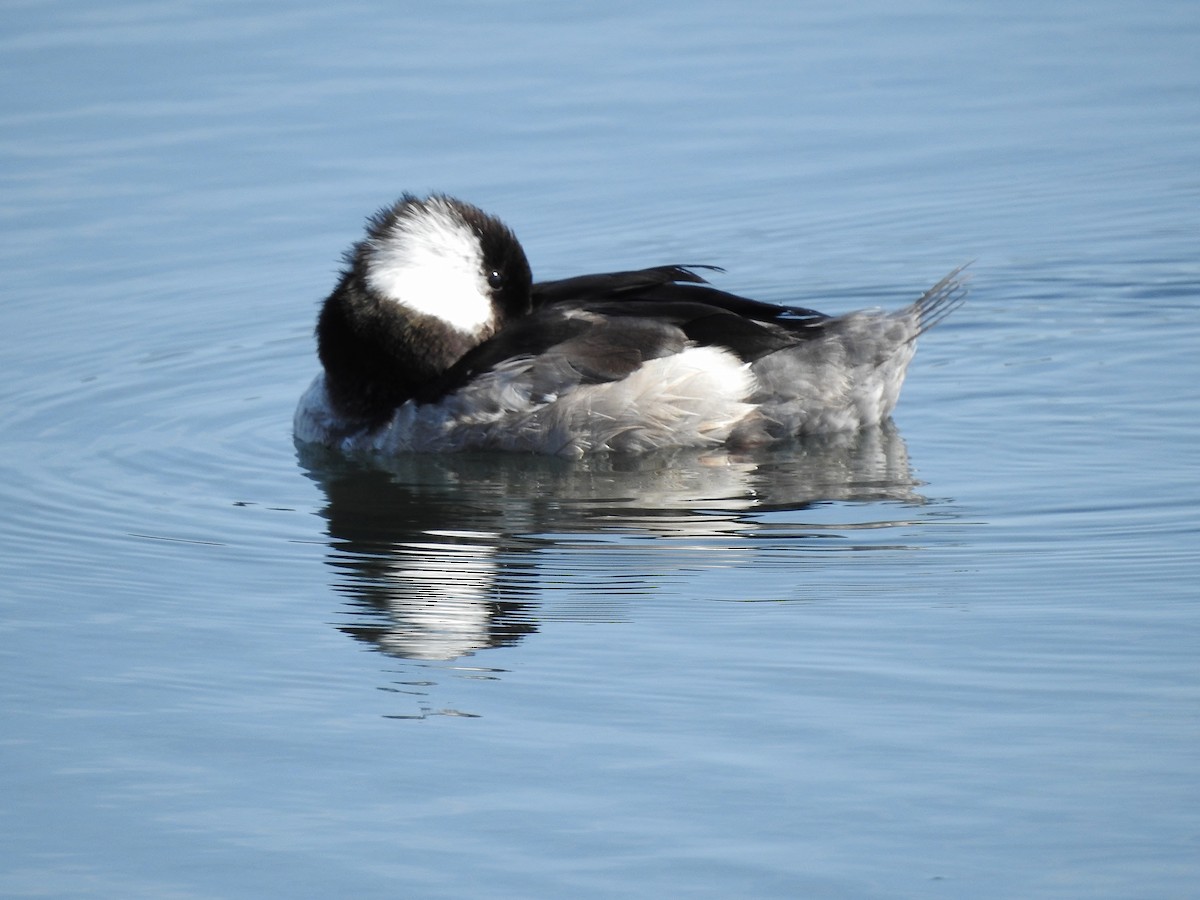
{"left": 297, "top": 422, "right": 932, "bottom": 680}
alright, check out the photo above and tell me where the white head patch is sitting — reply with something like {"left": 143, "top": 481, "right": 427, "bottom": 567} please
{"left": 364, "top": 197, "right": 494, "bottom": 336}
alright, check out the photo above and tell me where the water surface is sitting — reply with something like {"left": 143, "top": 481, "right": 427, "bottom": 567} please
{"left": 1, "top": 1, "right": 1198, "bottom": 897}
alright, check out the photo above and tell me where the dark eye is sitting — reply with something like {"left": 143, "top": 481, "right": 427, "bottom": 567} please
{"left": 486, "top": 269, "right": 505, "bottom": 290}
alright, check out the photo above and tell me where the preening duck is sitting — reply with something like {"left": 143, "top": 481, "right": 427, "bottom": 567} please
{"left": 295, "top": 194, "right": 967, "bottom": 457}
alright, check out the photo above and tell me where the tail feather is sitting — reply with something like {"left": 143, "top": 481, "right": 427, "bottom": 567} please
{"left": 910, "top": 263, "right": 971, "bottom": 339}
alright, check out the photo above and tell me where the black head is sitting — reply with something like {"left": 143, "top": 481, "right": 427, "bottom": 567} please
{"left": 315, "top": 194, "right": 534, "bottom": 426}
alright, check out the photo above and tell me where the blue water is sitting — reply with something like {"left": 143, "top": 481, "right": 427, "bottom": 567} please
{"left": 2, "top": 1, "right": 1198, "bottom": 897}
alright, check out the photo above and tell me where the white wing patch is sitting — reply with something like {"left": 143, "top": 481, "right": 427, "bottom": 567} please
{"left": 364, "top": 197, "right": 494, "bottom": 336}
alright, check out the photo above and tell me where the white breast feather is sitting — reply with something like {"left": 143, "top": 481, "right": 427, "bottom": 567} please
{"left": 293, "top": 373, "right": 338, "bottom": 444}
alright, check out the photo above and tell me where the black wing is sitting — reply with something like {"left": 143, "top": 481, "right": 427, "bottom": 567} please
{"left": 533, "top": 265, "right": 828, "bottom": 327}
{"left": 416, "top": 266, "right": 829, "bottom": 405}
{"left": 412, "top": 306, "right": 691, "bottom": 403}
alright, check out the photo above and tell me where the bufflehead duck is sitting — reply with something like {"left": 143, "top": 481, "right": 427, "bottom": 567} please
{"left": 295, "top": 194, "right": 967, "bottom": 457}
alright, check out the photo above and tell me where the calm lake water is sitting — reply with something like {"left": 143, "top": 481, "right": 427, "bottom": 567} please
{"left": 2, "top": 1, "right": 1198, "bottom": 897}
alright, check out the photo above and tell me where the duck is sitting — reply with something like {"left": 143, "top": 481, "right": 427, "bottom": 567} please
{"left": 294, "top": 193, "right": 967, "bottom": 458}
